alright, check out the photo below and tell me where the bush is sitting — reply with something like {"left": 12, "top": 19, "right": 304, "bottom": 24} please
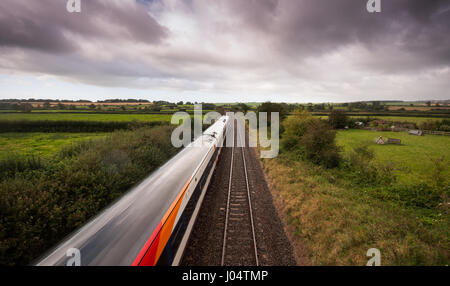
{"left": 280, "top": 110, "right": 313, "bottom": 151}
{"left": 0, "top": 120, "right": 165, "bottom": 133}
{"left": 328, "top": 110, "right": 348, "bottom": 129}
{"left": 281, "top": 110, "right": 340, "bottom": 168}
{"left": 257, "top": 102, "right": 288, "bottom": 124}
{"left": 345, "top": 143, "right": 399, "bottom": 186}
{"left": 300, "top": 119, "right": 340, "bottom": 168}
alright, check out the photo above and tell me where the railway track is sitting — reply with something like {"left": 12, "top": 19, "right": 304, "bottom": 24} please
{"left": 180, "top": 116, "right": 296, "bottom": 266}
{"left": 221, "top": 118, "right": 259, "bottom": 266}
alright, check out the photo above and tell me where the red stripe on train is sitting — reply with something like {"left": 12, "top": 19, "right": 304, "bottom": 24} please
{"left": 131, "top": 222, "right": 162, "bottom": 266}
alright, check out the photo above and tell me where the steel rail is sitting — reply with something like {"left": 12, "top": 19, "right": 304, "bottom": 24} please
{"left": 221, "top": 117, "right": 259, "bottom": 266}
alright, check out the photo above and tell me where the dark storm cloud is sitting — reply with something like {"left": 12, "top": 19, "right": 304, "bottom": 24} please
{"left": 225, "top": 0, "right": 450, "bottom": 68}
{"left": 0, "top": 0, "right": 449, "bottom": 101}
{"left": 0, "top": 0, "right": 167, "bottom": 53}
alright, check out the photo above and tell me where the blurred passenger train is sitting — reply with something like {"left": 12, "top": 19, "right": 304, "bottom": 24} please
{"left": 37, "top": 116, "right": 231, "bottom": 266}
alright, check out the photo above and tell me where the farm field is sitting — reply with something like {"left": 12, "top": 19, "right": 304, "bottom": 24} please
{"left": 260, "top": 126, "right": 449, "bottom": 265}
{"left": 349, "top": 116, "right": 450, "bottom": 124}
{"left": 336, "top": 129, "right": 450, "bottom": 185}
{"left": 0, "top": 113, "right": 173, "bottom": 122}
{"left": 0, "top": 132, "right": 107, "bottom": 159}
{"left": 312, "top": 115, "right": 449, "bottom": 124}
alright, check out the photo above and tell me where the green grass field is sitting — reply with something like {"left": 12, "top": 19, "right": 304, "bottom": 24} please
{"left": 0, "top": 113, "right": 173, "bottom": 122}
{"left": 349, "top": 116, "right": 449, "bottom": 124}
{"left": 336, "top": 129, "right": 450, "bottom": 185}
{"left": 0, "top": 132, "right": 107, "bottom": 159}
{"left": 313, "top": 115, "right": 448, "bottom": 124}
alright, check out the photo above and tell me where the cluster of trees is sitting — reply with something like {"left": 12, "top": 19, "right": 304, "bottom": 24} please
{"left": 340, "top": 101, "right": 387, "bottom": 111}
{"left": 418, "top": 119, "right": 450, "bottom": 132}
{"left": 0, "top": 99, "right": 92, "bottom": 103}
{"left": 281, "top": 110, "right": 340, "bottom": 168}
{"left": 97, "top": 99, "right": 150, "bottom": 103}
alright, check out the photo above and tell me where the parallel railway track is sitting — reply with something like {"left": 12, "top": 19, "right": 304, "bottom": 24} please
{"left": 221, "top": 118, "right": 259, "bottom": 266}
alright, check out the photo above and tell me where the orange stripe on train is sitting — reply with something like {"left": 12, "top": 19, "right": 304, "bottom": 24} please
{"left": 132, "top": 178, "right": 191, "bottom": 266}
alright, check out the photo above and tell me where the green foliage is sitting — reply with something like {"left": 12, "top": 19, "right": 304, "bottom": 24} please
{"left": 0, "top": 126, "right": 178, "bottom": 266}
{"left": 0, "top": 113, "right": 173, "bottom": 122}
{"left": 344, "top": 143, "right": 398, "bottom": 186}
{"left": 281, "top": 110, "right": 340, "bottom": 168}
{"left": 0, "top": 155, "right": 44, "bottom": 178}
{"left": 19, "top": 103, "right": 33, "bottom": 113}
{"left": 281, "top": 110, "right": 312, "bottom": 151}
{"left": 0, "top": 120, "right": 165, "bottom": 133}
{"left": 257, "top": 102, "right": 288, "bottom": 122}
{"left": 328, "top": 110, "right": 348, "bottom": 129}
{"left": 300, "top": 119, "right": 340, "bottom": 168}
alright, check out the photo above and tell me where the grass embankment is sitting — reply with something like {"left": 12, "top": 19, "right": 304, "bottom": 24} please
{"left": 0, "top": 126, "right": 178, "bottom": 266}
{"left": 259, "top": 130, "right": 449, "bottom": 265}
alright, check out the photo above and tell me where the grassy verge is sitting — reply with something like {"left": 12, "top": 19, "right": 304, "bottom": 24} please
{"left": 0, "top": 125, "right": 179, "bottom": 265}
{"left": 260, "top": 153, "right": 449, "bottom": 265}
{"left": 257, "top": 118, "right": 449, "bottom": 266}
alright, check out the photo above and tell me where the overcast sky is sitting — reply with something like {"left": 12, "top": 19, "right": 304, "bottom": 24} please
{"left": 0, "top": 0, "right": 449, "bottom": 103}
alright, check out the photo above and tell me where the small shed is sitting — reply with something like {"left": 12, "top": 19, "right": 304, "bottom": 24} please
{"left": 386, "top": 138, "right": 401, "bottom": 144}
{"left": 409, "top": 129, "right": 424, "bottom": 136}
{"left": 375, "top": 136, "right": 385, "bottom": 144}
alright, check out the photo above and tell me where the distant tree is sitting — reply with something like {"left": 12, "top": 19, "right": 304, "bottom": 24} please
{"left": 215, "top": 106, "right": 225, "bottom": 115}
{"left": 202, "top": 103, "right": 216, "bottom": 110}
{"left": 43, "top": 101, "right": 51, "bottom": 109}
{"left": 177, "top": 101, "right": 184, "bottom": 105}
{"left": 314, "top": 103, "right": 325, "bottom": 111}
{"left": 57, "top": 103, "right": 66, "bottom": 110}
{"left": 89, "top": 104, "right": 96, "bottom": 109}
{"left": 426, "top": 101, "right": 431, "bottom": 107}
{"left": 150, "top": 105, "right": 162, "bottom": 112}
{"left": 328, "top": 110, "right": 348, "bottom": 129}
{"left": 237, "top": 103, "right": 250, "bottom": 113}
{"left": 257, "top": 102, "right": 288, "bottom": 123}
{"left": 19, "top": 103, "right": 33, "bottom": 113}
